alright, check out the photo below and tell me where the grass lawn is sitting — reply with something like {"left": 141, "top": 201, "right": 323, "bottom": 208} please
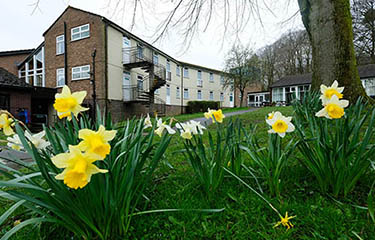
{"left": 1, "top": 106, "right": 374, "bottom": 239}
{"left": 172, "top": 106, "right": 250, "bottom": 123}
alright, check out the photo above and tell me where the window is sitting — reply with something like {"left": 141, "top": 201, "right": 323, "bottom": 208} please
{"left": 166, "top": 60, "right": 171, "bottom": 72}
{"left": 197, "top": 70, "right": 203, "bottom": 87}
{"left": 71, "top": 24, "right": 90, "bottom": 41}
{"left": 220, "top": 75, "right": 225, "bottom": 85}
{"left": 272, "top": 88, "right": 283, "bottom": 102}
{"left": 137, "top": 45, "right": 143, "bottom": 58}
{"left": 209, "top": 91, "right": 214, "bottom": 100}
{"left": 153, "top": 53, "right": 159, "bottom": 64}
{"left": 176, "top": 65, "right": 180, "bottom": 76}
{"left": 176, "top": 87, "right": 180, "bottom": 98}
{"left": 209, "top": 73, "right": 214, "bottom": 83}
{"left": 220, "top": 92, "right": 224, "bottom": 101}
{"left": 184, "top": 88, "right": 189, "bottom": 99}
{"left": 197, "top": 90, "right": 202, "bottom": 100}
{"left": 72, "top": 65, "right": 90, "bottom": 80}
{"left": 137, "top": 75, "right": 143, "bottom": 90}
{"left": 56, "top": 68, "right": 65, "bottom": 87}
{"left": 155, "top": 89, "right": 160, "bottom": 94}
{"left": 0, "top": 94, "right": 10, "bottom": 111}
{"left": 56, "top": 35, "right": 65, "bottom": 55}
{"left": 184, "top": 67, "right": 189, "bottom": 78}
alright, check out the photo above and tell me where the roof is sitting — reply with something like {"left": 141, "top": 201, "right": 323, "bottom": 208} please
{"left": 17, "top": 42, "right": 45, "bottom": 68}
{"left": 179, "top": 61, "right": 223, "bottom": 74}
{"left": 270, "top": 73, "right": 312, "bottom": 88}
{"left": 0, "top": 67, "right": 31, "bottom": 88}
{"left": 271, "top": 64, "right": 375, "bottom": 88}
{"left": 0, "top": 49, "right": 34, "bottom": 57}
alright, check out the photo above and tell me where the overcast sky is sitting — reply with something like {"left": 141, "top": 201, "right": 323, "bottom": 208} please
{"left": 0, "top": 0, "right": 303, "bottom": 70}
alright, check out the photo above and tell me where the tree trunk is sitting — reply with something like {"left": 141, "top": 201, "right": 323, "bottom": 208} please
{"left": 240, "top": 89, "right": 245, "bottom": 107}
{"left": 298, "top": 0, "right": 368, "bottom": 102}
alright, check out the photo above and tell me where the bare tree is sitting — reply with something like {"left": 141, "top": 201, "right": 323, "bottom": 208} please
{"left": 30, "top": 0, "right": 369, "bottom": 101}
{"left": 224, "top": 44, "right": 261, "bottom": 107}
{"left": 352, "top": 0, "right": 375, "bottom": 64}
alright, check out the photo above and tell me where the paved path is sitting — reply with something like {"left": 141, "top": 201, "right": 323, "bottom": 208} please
{"left": 186, "top": 108, "right": 258, "bottom": 127}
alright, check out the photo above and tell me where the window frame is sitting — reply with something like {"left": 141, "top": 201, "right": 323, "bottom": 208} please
{"left": 197, "top": 70, "right": 203, "bottom": 87}
{"left": 176, "top": 65, "right": 180, "bottom": 76}
{"left": 183, "top": 67, "right": 189, "bottom": 78}
{"left": 71, "top": 65, "right": 91, "bottom": 81}
{"left": 209, "top": 73, "right": 214, "bottom": 83}
{"left": 184, "top": 88, "right": 189, "bottom": 99}
{"left": 176, "top": 86, "right": 180, "bottom": 99}
{"left": 220, "top": 92, "right": 224, "bottom": 101}
{"left": 197, "top": 90, "right": 202, "bottom": 100}
{"left": 56, "top": 35, "right": 65, "bottom": 55}
{"left": 56, "top": 68, "right": 65, "bottom": 87}
{"left": 71, "top": 24, "right": 90, "bottom": 41}
{"left": 209, "top": 91, "right": 214, "bottom": 100}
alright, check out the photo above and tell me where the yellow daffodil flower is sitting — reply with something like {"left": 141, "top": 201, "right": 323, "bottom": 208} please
{"left": 53, "top": 85, "right": 89, "bottom": 121}
{"left": 52, "top": 145, "right": 108, "bottom": 189}
{"left": 155, "top": 118, "right": 176, "bottom": 137}
{"left": 0, "top": 113, "right": 15, "bottom": 136}
{"left": 7, "top": 134, "right": 23, "bottom": 151}
{"left": 273, "top": 212, "right": 296, "bottom": 230}
{"left": 78, "top": 125, "right": 117, "bottom": 160}
{"left": 25, "top": 131, "right": 50, "bottom": 150}
{"left": 266, "top": 111, "right": 295, "bottom": 138}
{"left": 315, "top": 95, "right": 349, "bottom": 119}
{"left": 204, "top": 109, "right": 225, "bottom": 123}
{"left": 320, "top": 80, "right": 344, "bottom": 105}
{"left": 144, "top": 114, "right": 153, "bottom": 129}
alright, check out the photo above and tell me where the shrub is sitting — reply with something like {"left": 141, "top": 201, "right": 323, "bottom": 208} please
{"left": 187, "top": 101, "right": 220, "bottom": 114}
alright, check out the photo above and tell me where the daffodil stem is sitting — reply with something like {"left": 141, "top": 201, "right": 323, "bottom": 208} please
{"left": 223, "top": 167, "right": 282, "bottom": 218}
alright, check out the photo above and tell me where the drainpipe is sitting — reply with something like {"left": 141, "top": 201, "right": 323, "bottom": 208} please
{"left": 180, "top": 65, "right": 184, "bottom": 114}
{"left": 64, "top": 22, "right": 68, "bottom": 86}
{"left": 91, "top": 49, "right": 97, "bottom": 118}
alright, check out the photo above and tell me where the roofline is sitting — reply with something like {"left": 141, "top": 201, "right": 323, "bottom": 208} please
{"left": 178, "top": 61, "right": 224, "bottom": 74}
{"left": 0, "top": 49, "right": 35, "bottom": 57}
{"left": 17, "top": 42, "right": 45, "bottom": 68}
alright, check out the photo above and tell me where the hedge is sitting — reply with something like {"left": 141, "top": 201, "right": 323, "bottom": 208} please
{"left": 187, "top": 101, "right": 221, "bottom": 113}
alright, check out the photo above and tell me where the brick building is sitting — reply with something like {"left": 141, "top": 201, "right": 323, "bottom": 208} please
{"left": 11, "top": 6, "right": 234, "bottom": 122}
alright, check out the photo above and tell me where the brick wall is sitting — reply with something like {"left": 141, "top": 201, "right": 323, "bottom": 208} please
{"left": 44, "top": 7, "right": 106, "bottom": 105}
{"left": 0, "top": 54, "right": 30, "bottom": 76}
{"left": 234, "top": 83, "right": 264, "bottom": 107}
{"left": 0, "top": 88, "right": 32, "bottom": 118}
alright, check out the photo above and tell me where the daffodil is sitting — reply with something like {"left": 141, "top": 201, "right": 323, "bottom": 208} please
{"left": 176, "top": 123, "right": 193, "bottom": 140}
{"left": 25, "top": 131, "right": 50, "bottom": 150}
{"left": 266, "top": 111, "right": 295, "bottom": 138}
{"left": 315, "top": 95, "right": 349, "bottom": 119}
{"left": 188, "top": 120, "right": 206, "bottom": 135}
{"left": 320, "top": 80, "right": 344, "bottom": 105}
{"left": 155, "top": 118, "right": 176, "bottom": 137}
{"left": 78, "top": 125, "right": 117, "bottom": 160}
{"left": 7, "top": 134, "right": 23, "bottom": 151}
{"left": 204, "top": 109, "right": 225, "bottom": 123}
{"left": 267, "top": 111, "right": 275, "bottom": 120}
{"left": 0, "top": 113, "right": 14, "bottom": 136}
{"left": 144, "top": 114, "right": 152, "bottom": 129}
{"left": 273, "top": 212, "right": 296, "bottom": 230}
{"left": 52, "top": 145, "right": 108, "bottom": 189}
{"left": 53, "top": 85, "right": 89, "bottom": 121}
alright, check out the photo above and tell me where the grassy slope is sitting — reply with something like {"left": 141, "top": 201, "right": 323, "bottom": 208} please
{"left": 1, "top": 106, "right": 374, "bottom": 239}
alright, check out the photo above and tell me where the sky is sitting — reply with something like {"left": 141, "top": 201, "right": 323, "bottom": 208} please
{"left": 0, "top": 0, "right": 303, "bottom": 70}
